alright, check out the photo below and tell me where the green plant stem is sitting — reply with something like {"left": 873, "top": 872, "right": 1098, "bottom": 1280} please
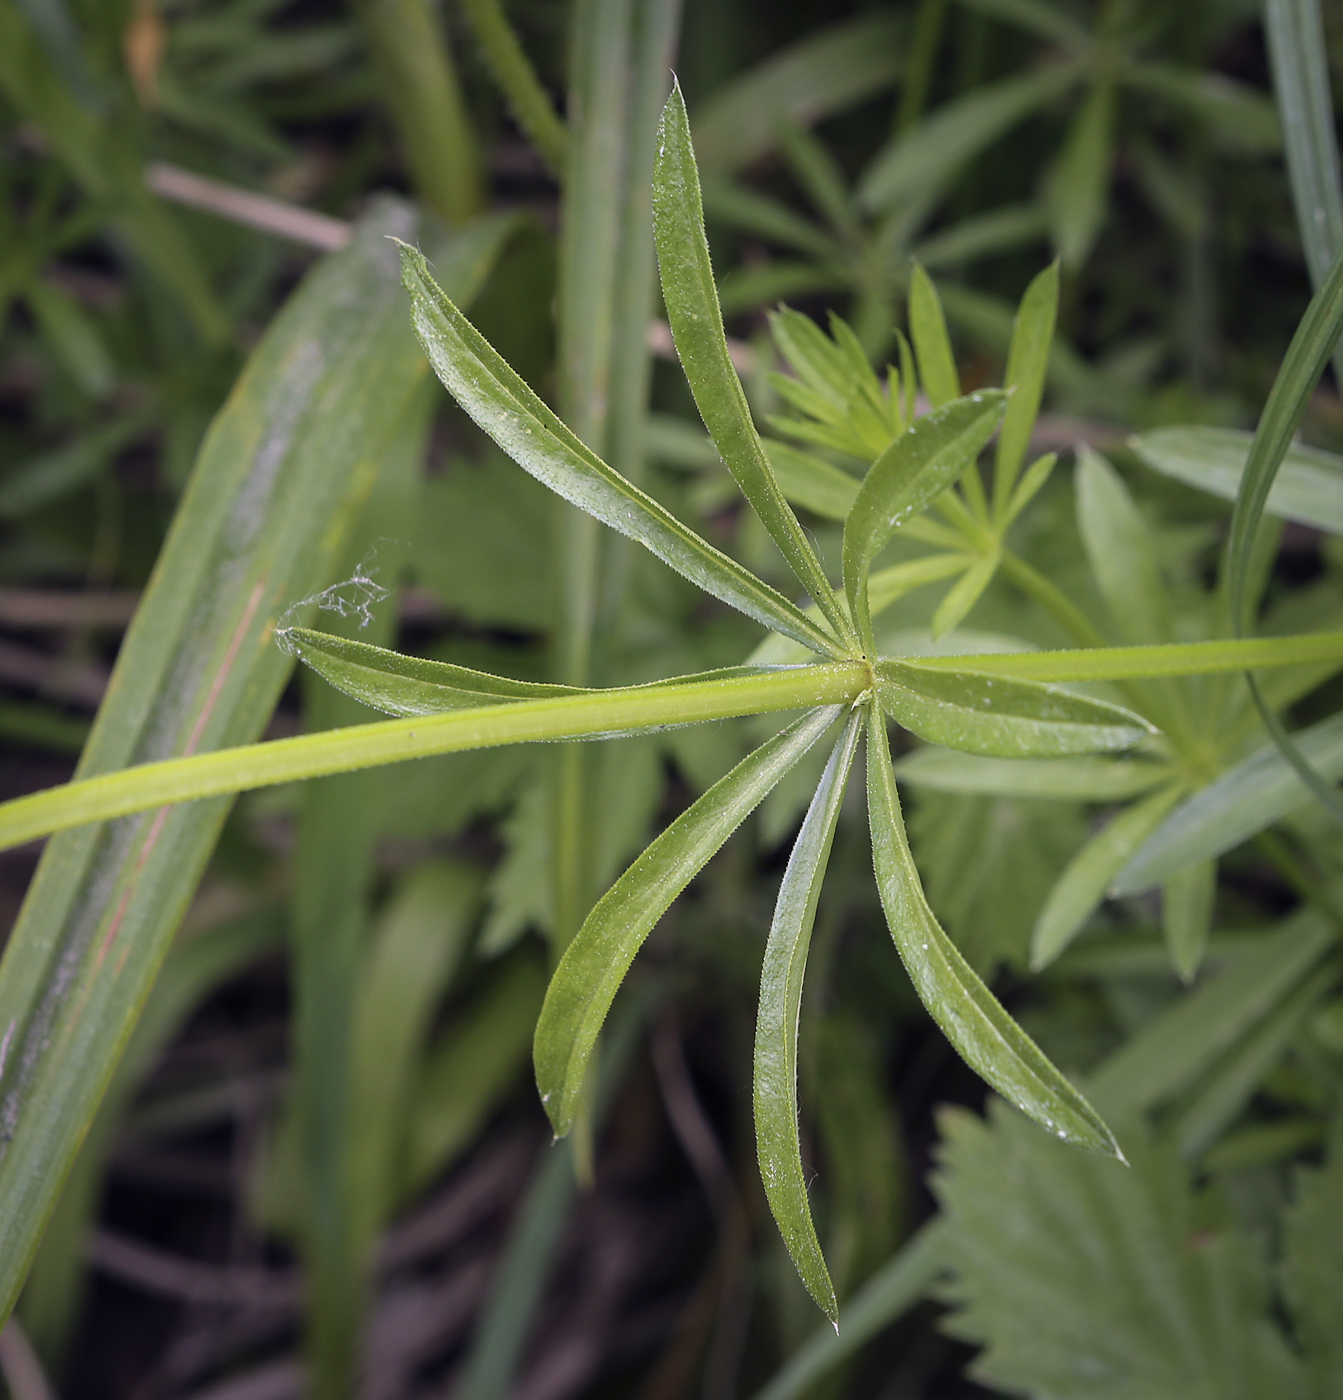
{"left": 353, "top": 0, "right": 483, "bottom": 226}
{"left": 0, "top": 665, "right": 868, "bottom": 856}
{"left": 461, "top": 0, "right": 569, "bottom": 175}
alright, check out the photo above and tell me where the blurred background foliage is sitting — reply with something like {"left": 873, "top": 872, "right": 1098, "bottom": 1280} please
{"left": 1, "top": 1, "right": 1342, "bottom": 1397}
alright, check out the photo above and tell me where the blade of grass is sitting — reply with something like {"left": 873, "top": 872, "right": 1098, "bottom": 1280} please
{"left": 353, "top": 0, "right": 483, "bottom": 225}
{"left": 653, "top": 84, "right": 856, "bottom": 646}
{"left": 754, "top": 711, "right": 862, "bottom": 1323}
{"left": 0, "top": 199, "right": 447, "bottom": 1320}
{"left": 461, "top": 0, "right": 569, "bottom": 175}
{"left": 534, "top": 705, "right": 842, "bottom": 1137}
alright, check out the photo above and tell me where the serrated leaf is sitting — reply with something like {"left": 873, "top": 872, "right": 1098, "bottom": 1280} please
{"left": 843, "top": 392, "right": 1007, "bottom": 640}
{"left": 534, "top": 706, "right": 841, "bottom": 1137}
{"left": 934, "top": 1102, "right": 1306, "bottom": 1400}
{"left": 755, "top": 711, "right": 862, "bottom": 1323}
{"left": 994, "top": 263, "right": 1058, "bottom": 512}
{"left": 1162, "top": 859, "right": 1215, "bottom": 982}
{"left": 398, "top": 244, "right": 841, "bottom": 658}
{"left": 1282, "top": 1137, "right": 1343, "bottom": 1397}
{"left": 894, "top": 749, "right": 1171, "bottom": 800}
{"left": 908, "top": 266, "right": 960, "bottom": 408}
{"left": 652, "top": 85, "right": 854, "bottom": 646}
{"left": 865, "top": 708, "right": 1118, "bottom": 1156}
{"left": 1131, "top": 426, "right": 1343, "bottom": 534}
{"left": 1030, "top": 784, "right": 1184, "bottom": 968}
{"left": 1115, "top": 712, "right": 1343, "bottom": 893}
{"left": 877, "top": 659, "right": 1151, "bottom": 759}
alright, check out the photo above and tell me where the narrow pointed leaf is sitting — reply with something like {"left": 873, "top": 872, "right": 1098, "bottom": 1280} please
{"left": 755, "top": 711, "right": 862, "bottom": 1323}
{"left": 908, "top": 266, "right": 961, "bottom": 408}
{"left": 282, "top": 626, "right": 800, "bottom": 719}
{"left": 994, "top": 263, "right": 1058, "bottom": 513}
{"left": 843, "top": 392, "right": 1007, "bottom": 639}
{"left": 930, "top": 553, "right": 999, "bottom": 639}
{"left": 865, "top": 708, "right": 1118, "bottom": 1156}
{"left": 652, "top": 84, "right": 855, "bottom": 646}
{"left": 1132, "top": 426, "right": 1343, "bottom": 534}
{"left": 1115, "top": 712, "right": 1343, "bottom": 893}
{"left": 876, "top": 659, "right": 1151, "bottom": 758}
{"left": 764, "top": 440, "right": 861, "bottom": 521}
{"left": 1043, "top": 80, "right": 1114, "bottom": 268}
{"left": 1163, "top": 860, "right": 1215, "bottom": 982}
{"left": 535, "top": 706, "right": 842, "bottom": 1137}
{"left": 399, "top": 245, "right": 841, "bottom": 658}
{"left": 1030, "top": 784, "right": 1185, "bottom": 969}
{"left": 893, "top": 749, "right": 1172, "bottom": 800}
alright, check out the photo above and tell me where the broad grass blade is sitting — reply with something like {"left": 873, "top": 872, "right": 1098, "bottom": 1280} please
{"left": 843, "top": 392, "right": 1006, "bottom": 640}
{"left": 534, "top": 706, "right": 841, "bottom": 1137}
{"left": 876, "top": 659, "right": 1151, "bottom": 758}
{"left": 1114, "top": 712, "right": 1343, "bottom": 893}
{"left": 1131, "top": 426, "right": 1343, "bottom": 534}
{"left": 653, "top": 84, "right": 855, "bottom": 645}
{"left": 865, "top": 708, "right": 1119, "bottom": 1156}
{"left": 0, "top": 198, "right": 485, "bottom": 1318}
{"left": 993, "top": 263, "right": 1058, "bottom": 514}
{"left": 1030, "top": 784, "right": 1184, "bottom": 969}
{"left": 754, "top": 712, "right": 862, "bottom": 1323}
{"left": 399, "top": 245, "right": 842, "bottom": 657}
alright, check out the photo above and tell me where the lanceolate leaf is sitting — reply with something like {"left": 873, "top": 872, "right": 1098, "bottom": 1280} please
{"left": 398, "top": 245, "right": 842, "bottom": 659}
{"left": 0, "top": 199, "right": 486, "bottom": 1317}
{"left": 1131, "top": 426, "right": 1343, "bottom": 534}
{"left": 994, "top": 262, "right": 1058, "bottom": 513}
{"left": 908, "top": 266, "right": 961, "bottom": 408}
{"left": 755, "top": 711, "right": 863, "bottom": 1323}
{"left": 893, "top": 750, "right": 1171, "bottom": 800}
{"left": 865, "top": 708, "right": 1119, "bottom": 1156}
{"left": 1115, "top": 712, "right": 1343, "bottom": 893}
{"left": 1030, "top": 784, "right": 1185, "bottom": 969}
{"left": 652, "top": 84, "right": 856, "bottom": 647}
{"left": 284, "top": 626, "right": 817, "bottom": 720}
{"left": 535, "top": 706, "right": 842, "bottom": 1137}
{"left": 843, "top": 392, "right": 1007, "bottom": 640}
{"left": 876, "top": 659, "right": 1151, "bottom": 758}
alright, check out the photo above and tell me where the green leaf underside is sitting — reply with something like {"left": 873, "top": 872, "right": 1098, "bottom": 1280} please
{"left": 0, "top": 666, "right": 868, "bottom": 856}
{"left": 397, "top": 244, "right": 842, "bottom": 659}
{"left": 843, "top": 392, "right": 1008, "bottom": 640}
{"left": 865, "top": 707, "right": 1119, "bottom": 1156}
{"left": 1115, "top": 710, "right": 1343, "bottom": 893}
{"left": 893, "top": 749, "right": 1171, "bottom": 800}
{"left": 901, "top": 632, "right": 1343, "bottom": 680}
{"left": 534, "top": 706, "right": 842, "bottom": 1137}
{"left": 652, "top": 84, "right": 855, "bottom": 647}
{"left": 876, "top": 660, "right": 1150, "bottom": 758}
{"left": 755, "top": 711, "right": 863, "bottom": 1323}
{"left": 1030, "top": 783, "right": 1186, "bottom": 970}
{"left": 281, "top": 626, "right": 801, "bottom": 718}
{"left": 1133, "top": 426, "right": 1343, "bottom": 535}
